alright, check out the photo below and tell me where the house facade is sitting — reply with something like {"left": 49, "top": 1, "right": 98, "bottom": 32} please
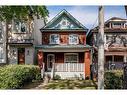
{"left": 35, "top": 10, "right": 92, "bottom": 79}
{"left": 91, "top": 17, "right": 127, "bottom": 69}
{"left": 0, "top": 16, "right": 45, "bottom": 65}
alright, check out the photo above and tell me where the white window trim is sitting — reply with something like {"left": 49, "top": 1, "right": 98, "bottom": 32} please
{"left": 64, "top": 53, "right": 79, "bottom": 63}
{"left": 50, "top": 34, "right": 60, "bottom": 44}
{"left": 69, "top": 34, "right": 79, "bottom": 45}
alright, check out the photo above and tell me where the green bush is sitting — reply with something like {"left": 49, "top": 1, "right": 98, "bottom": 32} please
{"left": 0, "top": 64, "right": 41, "bottom": 89}
{"left": 104, "top": 70, "right": 123, "bottom": 89}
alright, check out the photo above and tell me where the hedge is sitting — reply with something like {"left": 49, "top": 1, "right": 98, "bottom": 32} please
{"left": 0, "top": 65, "right": 41, "bottom": 89}
{"left": 104, "top": 70, "right": 123, "bottom": 89}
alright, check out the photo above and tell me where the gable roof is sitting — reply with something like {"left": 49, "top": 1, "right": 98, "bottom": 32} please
{"left": 40, "top": 9, "right": 88, "bottom": 31}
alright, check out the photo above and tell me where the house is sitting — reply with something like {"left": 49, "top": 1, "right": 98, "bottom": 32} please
{"left": 35, "top": 10, "right": 92, "bottom": 79}
{"left": 0, "top": 16, "right": 45, "bottom": 65}
{"left": 90, "top": 17, "right": 127, "bottom": 69}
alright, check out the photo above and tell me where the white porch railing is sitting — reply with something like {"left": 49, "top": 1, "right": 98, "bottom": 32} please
{"left": 54, "top": 63, "right": 84, "bottom": 72}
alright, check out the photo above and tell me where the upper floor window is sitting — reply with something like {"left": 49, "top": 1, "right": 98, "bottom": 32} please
{"left": 13, "top": 20, "right": 27, "bottom": 33}
{"left": 112, "top": 22, "right": 123, "bottom": 28}
{"left": 69, "top": 34, "right": 79, "bottom": 45}
{"left": 50, "top": 34, "right": 60, "bottom": 44}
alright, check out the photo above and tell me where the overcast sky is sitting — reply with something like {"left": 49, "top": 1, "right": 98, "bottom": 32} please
{"left": 47, "top": 6, "right": 126, "bottom": 29}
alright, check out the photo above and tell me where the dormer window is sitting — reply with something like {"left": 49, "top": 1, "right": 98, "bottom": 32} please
{"left": 50, "top": 34, "right": 60, "bottom": 44}
{"left": 69, "top": 34, "right": 79, "bottom": 45}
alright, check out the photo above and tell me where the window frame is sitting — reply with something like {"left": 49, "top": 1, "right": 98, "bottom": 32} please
{"left": 69, "top": 34, "right": 79, "bottom": 45}
{"left": 49, "top": 34, "right": 60, "bottom": 44}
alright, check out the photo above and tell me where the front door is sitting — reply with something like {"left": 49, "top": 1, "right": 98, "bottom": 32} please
{"left": 18, "top": 48, "right": 25, "bottom": 64}
{"left": 47, "top": 54, "right": 55, "bottom": 71}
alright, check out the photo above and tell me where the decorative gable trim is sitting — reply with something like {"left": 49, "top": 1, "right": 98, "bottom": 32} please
{"left": 40, "top": 9, "right": 88, "bottom": 31}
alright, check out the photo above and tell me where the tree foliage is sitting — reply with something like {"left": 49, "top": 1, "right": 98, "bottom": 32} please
{"left": 0, "top": 6, "right": 49, "bottom": 21}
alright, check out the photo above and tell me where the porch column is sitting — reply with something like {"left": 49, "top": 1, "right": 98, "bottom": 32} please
{"left": 84, "top": 50, "right": 91, "bottom": 79}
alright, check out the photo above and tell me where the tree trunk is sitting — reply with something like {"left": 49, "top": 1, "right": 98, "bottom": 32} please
{"left": 98, "top": 6, "right": 104, "bottom": 89}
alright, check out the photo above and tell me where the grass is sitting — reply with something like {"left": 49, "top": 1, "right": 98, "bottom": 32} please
{"left": 22, "top": 79, "right": 97, "bottom": 89}
{"left": 41, "top": 79, "right": 97, "bottom": 89}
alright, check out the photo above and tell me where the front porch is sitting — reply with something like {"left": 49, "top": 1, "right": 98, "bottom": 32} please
{"left": 37, "top": 48, "right": 92, "bottom": 79}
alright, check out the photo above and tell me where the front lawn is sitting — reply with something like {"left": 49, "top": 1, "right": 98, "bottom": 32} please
{"left": 36, "top": 79, "right": 97, "bottom": 89}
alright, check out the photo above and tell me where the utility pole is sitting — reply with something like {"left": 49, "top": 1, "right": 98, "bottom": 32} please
{"left": 98, "top": 6, "right": 104, "bottom": 89}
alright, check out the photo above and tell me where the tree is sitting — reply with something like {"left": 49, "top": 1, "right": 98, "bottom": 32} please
{"left": 98, "top": 6, "right": 104, "bottom": 89}
{"left": 0, "top": 6, "right": 49, "bottom": 21}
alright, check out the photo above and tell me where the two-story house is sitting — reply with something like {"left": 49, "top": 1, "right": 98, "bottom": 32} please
{"left": 0, "top": 16, "right": 45, "bottom": 65}
{"left": 35, "top": 10, "right": 92, "bottom": 79}
{"left": 90, "top": 17, "right": 127, "bottom": 69}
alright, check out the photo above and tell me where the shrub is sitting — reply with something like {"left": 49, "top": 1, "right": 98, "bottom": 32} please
{"left": 104, "top": 70, "right": 123, "bottom": 89}
{"left": 0, "top": 64, "right": 41, "bottom": 89}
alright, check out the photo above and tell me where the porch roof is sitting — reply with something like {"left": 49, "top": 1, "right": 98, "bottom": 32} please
{"left": 35, "top": 44, "right": 91, "bottom": 49}
{"left": 35, "top": 44, "right": 92, "bottom": 52}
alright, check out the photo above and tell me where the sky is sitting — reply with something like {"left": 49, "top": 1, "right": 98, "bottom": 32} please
{"left": 47, "top": 6, "right": 126, "bottom": 29}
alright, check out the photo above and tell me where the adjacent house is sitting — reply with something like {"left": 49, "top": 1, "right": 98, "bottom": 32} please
{"left": 0, "top": 16, "right": 45, "bottom": 65}
{"left": 35, "top": 10, "right": 92, "bottom": 79}
{"left": 90, "top": 17, "right": 127, "bottom": 69}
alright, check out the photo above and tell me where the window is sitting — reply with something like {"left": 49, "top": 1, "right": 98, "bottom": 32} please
{"left": 50, "top": 34, "right": 60, "bottom": 44}
{"left": 13, "top": 20, "right": 27, "bottom": 33}
{"left": 64, "top": 53, "right": 78, "bottom": 63}
{"left": 69, "top": 34, "right": 79, "bottom": 44}
{"left": 113, "top": 23, "right": 122, "bottom": 28}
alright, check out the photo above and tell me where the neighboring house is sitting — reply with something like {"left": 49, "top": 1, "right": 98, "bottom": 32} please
{"left": 90, "top": 17, "right": 127, "bottom": 69}
{"left": 0, "top": 16, "right": 45, "bottom": 65}
{"left": 36, "top": 10, "right": 92, "bottom": 79}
